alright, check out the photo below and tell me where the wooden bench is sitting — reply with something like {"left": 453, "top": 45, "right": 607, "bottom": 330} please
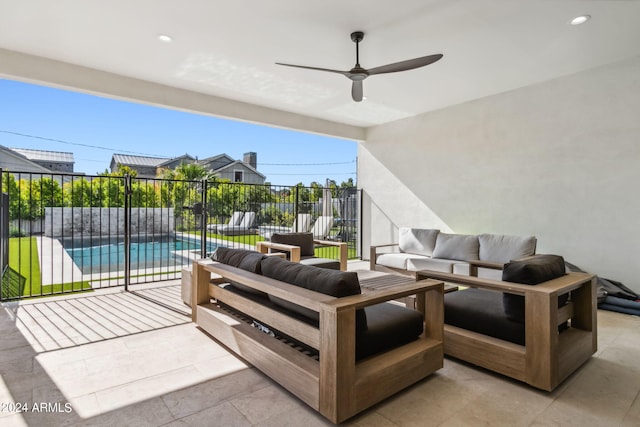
{"left": 192, "top": 258, "right": 444, "bottom": 423}
{"left": 416, "top": 269, "right": 597, "bottom": 391}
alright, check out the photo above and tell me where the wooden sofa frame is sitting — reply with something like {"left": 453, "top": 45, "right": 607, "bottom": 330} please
{"left": 257, "top": 239, "right": 348, "bottom": 271}
{"left": 416, "top": 268, "right": 597, "bottom": 391}
{"left": 192, "top": 259, "right": 444, "bottom": 424}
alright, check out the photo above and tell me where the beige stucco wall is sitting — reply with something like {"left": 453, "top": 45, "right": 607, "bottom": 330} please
{"left": 359, "top": 55, "right": 640, "bottom": 291}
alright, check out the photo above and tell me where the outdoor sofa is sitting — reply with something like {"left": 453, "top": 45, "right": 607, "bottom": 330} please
{"left": 191, "top": 248, "right": 444, "bottom": 424}
{"left": 370, "top": 227, "right": 537, "bottom": 278}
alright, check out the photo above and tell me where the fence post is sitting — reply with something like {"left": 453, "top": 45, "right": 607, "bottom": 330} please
{"left": 200, "top": 179, "right": 207, "bottom": 259}
{"left": 124, "top": 174, "right": 132, "bottom": 291}
{"left": 294, "top": 186, "right": 299, "bottom": 230}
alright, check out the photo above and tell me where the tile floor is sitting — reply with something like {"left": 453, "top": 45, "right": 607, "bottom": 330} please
{"left": 1, "top": 264, "right": 640, "bottom": 426}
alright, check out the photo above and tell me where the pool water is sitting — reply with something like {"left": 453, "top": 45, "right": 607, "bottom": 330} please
{"left": 64, "top": 237, "right": 217, "bottom": 274}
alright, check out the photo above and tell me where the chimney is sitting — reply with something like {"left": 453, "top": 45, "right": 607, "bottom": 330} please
{"left": 243, "top": 152, "right": 257, "bottom": 170}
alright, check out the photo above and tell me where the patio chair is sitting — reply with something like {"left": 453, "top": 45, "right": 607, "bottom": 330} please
{"left": 256, "top": 231, "right": 347, "bottom": 271}
{"left": 259, "top": 213, "right": 312, "bottom": 240}
{"left": 206, "top": 211, "right": 244, "bottom": 233}
{"left": 218, "top": 211, "right": 258, "bottom": 236}
{"left": 309, "top": 215, "right": 334, "bottom": 240}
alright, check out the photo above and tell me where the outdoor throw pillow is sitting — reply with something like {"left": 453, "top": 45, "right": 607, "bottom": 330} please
{"left": 271, "top": 232, "right": 315, "bottom": 257}
{"left": 211, "top": 247, "right": 264, "bottom": 273}
{"left": 398, "top": 227, "right": 440, "bottom": 256}
{"left": 260, "top": 256, "right": 367, "bottom": 330}
{"left": 502, "top": 254, "right": 567, "bottom": 322}
{"left": 478, "top": 234, "right": 537, "bottom": 263}
{"left": 432, "top": 233, "right": 480, "bottom": 261}
{"left": 210, "top": 247, "right": 266, "bottom": 296}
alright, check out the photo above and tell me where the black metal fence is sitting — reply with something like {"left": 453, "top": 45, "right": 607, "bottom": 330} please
{"left": 0, "top": 169, "right": 360, "bottom": 300}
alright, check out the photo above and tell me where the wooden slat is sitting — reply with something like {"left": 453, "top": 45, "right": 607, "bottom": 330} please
{"left": 558, "top": 302, "right": 574, "bottom": 325}
{"left": 525, "top": 291, "right": 557, "bottom": 391}
{"left": 354, "top": 340, "right": 443, "bottom": 413}
{"left": 558, "top": 328, "right": 594, "bottom": 383}
{"left": 444, "top": 325, "right": 526, "bottom": 381}
{"left": 416, "top": 270, "right": 594, "bottom": 296}
{"left": 210, "top": 284, "right": 321, "bottom": 349}
{"left": 197, "top": 303, "right": 320, "bottom": 409}
{"left": 319, "top": 305, "right": 356, "bottom": 423}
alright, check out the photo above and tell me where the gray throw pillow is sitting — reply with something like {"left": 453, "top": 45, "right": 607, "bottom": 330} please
{"left": 398, "top": 227, "right": 440, "bottom": 256}
{"left": 478, "top": 234, "right": 537, "bottom": 263}
{"left": 432, "top": 233, "right": 479, "bottom": 261}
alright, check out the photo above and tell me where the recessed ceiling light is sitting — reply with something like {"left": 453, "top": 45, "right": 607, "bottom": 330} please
{"left": 157, "top": 34, "right": 173, "bottom": 43}
{"left": 570, "top": 15, "right": 591, "bottom": 25}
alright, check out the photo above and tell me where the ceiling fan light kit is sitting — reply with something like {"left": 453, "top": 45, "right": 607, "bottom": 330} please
{"left": 276, "top": 31, "right": 443, "bottom": 102}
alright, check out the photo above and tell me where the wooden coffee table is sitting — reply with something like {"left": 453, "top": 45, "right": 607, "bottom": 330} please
{"left": 357, "top": 270, "right": 457, "bottom": 308}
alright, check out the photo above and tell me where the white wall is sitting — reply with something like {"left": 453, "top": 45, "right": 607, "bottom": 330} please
{"left": 360, "top": 55, "right": 640, "bottom": 291}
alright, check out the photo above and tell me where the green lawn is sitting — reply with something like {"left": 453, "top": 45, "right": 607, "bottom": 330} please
{"left": 2, "top": 237, "right": 91, "bottom": 300}
{"left": 205, "top": 232, "right": 265, "bottom": 246}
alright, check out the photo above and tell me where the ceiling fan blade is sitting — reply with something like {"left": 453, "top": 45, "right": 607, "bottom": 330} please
{"left": 352, "top": 80, "right": 363, "bottom": 102}
{"left": 367, "top": 54, "right": 443, "bottom": 75}
{"left": 275, "top": 63, "right": 349, "bottom": 76}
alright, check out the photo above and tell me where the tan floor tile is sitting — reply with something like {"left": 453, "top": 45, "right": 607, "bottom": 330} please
{"left": 0, "top": 412, "right": 29, "bottom": 427}
{"left": 229, "top": 383, "right": 306, "bottom": 424}
{"left": 71, "top": 396, "right": 175, "bottom": 427}
{"left": 533, "top": 356, "right": 640, "bottom": 426}
{"left": 161, "top": 368, "right": 269, "bottom": 419}
{"left": 67, "top": 393, "right": 102, "bottom": 420}
{"left": 253, "top": 403, "right": 335, "bottom": 427}
{"left": 621, "top": 390, "right": 640, "bottom": 427}
{"left": 347, "top": 411, "right": 400, "bottom": 427}
{"left": 163, "top": 401, "right": 250, "bottom": 427}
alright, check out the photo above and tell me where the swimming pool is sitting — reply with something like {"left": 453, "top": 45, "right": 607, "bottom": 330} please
{"left": 63, "top": 236, "right": 217, "bottom": 274}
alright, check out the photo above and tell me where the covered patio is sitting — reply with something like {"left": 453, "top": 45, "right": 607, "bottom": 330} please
{"left": 2, "top": 2, "right": 640, "bottom": 425}
{"left": 2, "top": 263, "right": 640, "bottom": 426}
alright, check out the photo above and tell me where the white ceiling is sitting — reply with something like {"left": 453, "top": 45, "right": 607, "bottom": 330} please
{"left": 1, "top": 0, "right": 640, "bottom": 129}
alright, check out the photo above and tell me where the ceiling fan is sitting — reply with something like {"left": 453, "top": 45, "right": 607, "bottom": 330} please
{"left": 276, "top": 31, "right": 443, "bottom": 102}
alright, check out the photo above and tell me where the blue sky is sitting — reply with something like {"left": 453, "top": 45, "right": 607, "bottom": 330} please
{"left": 0, "top": 79, "right": 357, "bottom": 186}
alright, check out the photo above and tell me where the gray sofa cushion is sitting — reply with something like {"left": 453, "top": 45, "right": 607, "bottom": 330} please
{"left": 260, "top": 256, "right": 367, "bottom": 331}
{"left": 502, "top": 254, "right": 567, "bottom": 322}
{"left": 398, "top": 227, "right": 440, "bottom": 256}
{"left": 357, "top": 303, "right": 423, "bottom": 360}
{"left": 432, "top": 233, "right": 479, "bottom": 261}
{"left": 271, "top": 232, "right": 315, "bottom": 257}
{"left": 376, "top": 253, "right": 422, "bottom": 270}
{"left": 479, "top": 234, "right": 537, "bottom": 263}
{"left": 407, "top": 257, "right": 458, "bottom": 273}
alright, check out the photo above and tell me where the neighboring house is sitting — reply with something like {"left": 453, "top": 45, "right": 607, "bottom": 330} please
{"left": 199, "top": 152, "right": 265, "bottom": 184}
{"left": 109, "top": 154, "right": 177, "bottom": 178}
{"left": 109, "top": 151, "right": 266, "bottom": 183}
{"left": 0, "top": 145, "right": 75, "bottom": 173}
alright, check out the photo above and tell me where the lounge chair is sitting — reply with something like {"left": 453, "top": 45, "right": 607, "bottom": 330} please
{"left": 206, "top": 211, "right": 243, "bottom": 233}
{"left": 256, "top": 231, "right": 348, "bottom": 270}
{"left": 218, "top": 211, "right": 257, "bottom": 236}
{"left": 309, "top": 215, "right": 334, "bottom": 239}
{"left": 259, "top": 213, "right": 312, "bottom": 240}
